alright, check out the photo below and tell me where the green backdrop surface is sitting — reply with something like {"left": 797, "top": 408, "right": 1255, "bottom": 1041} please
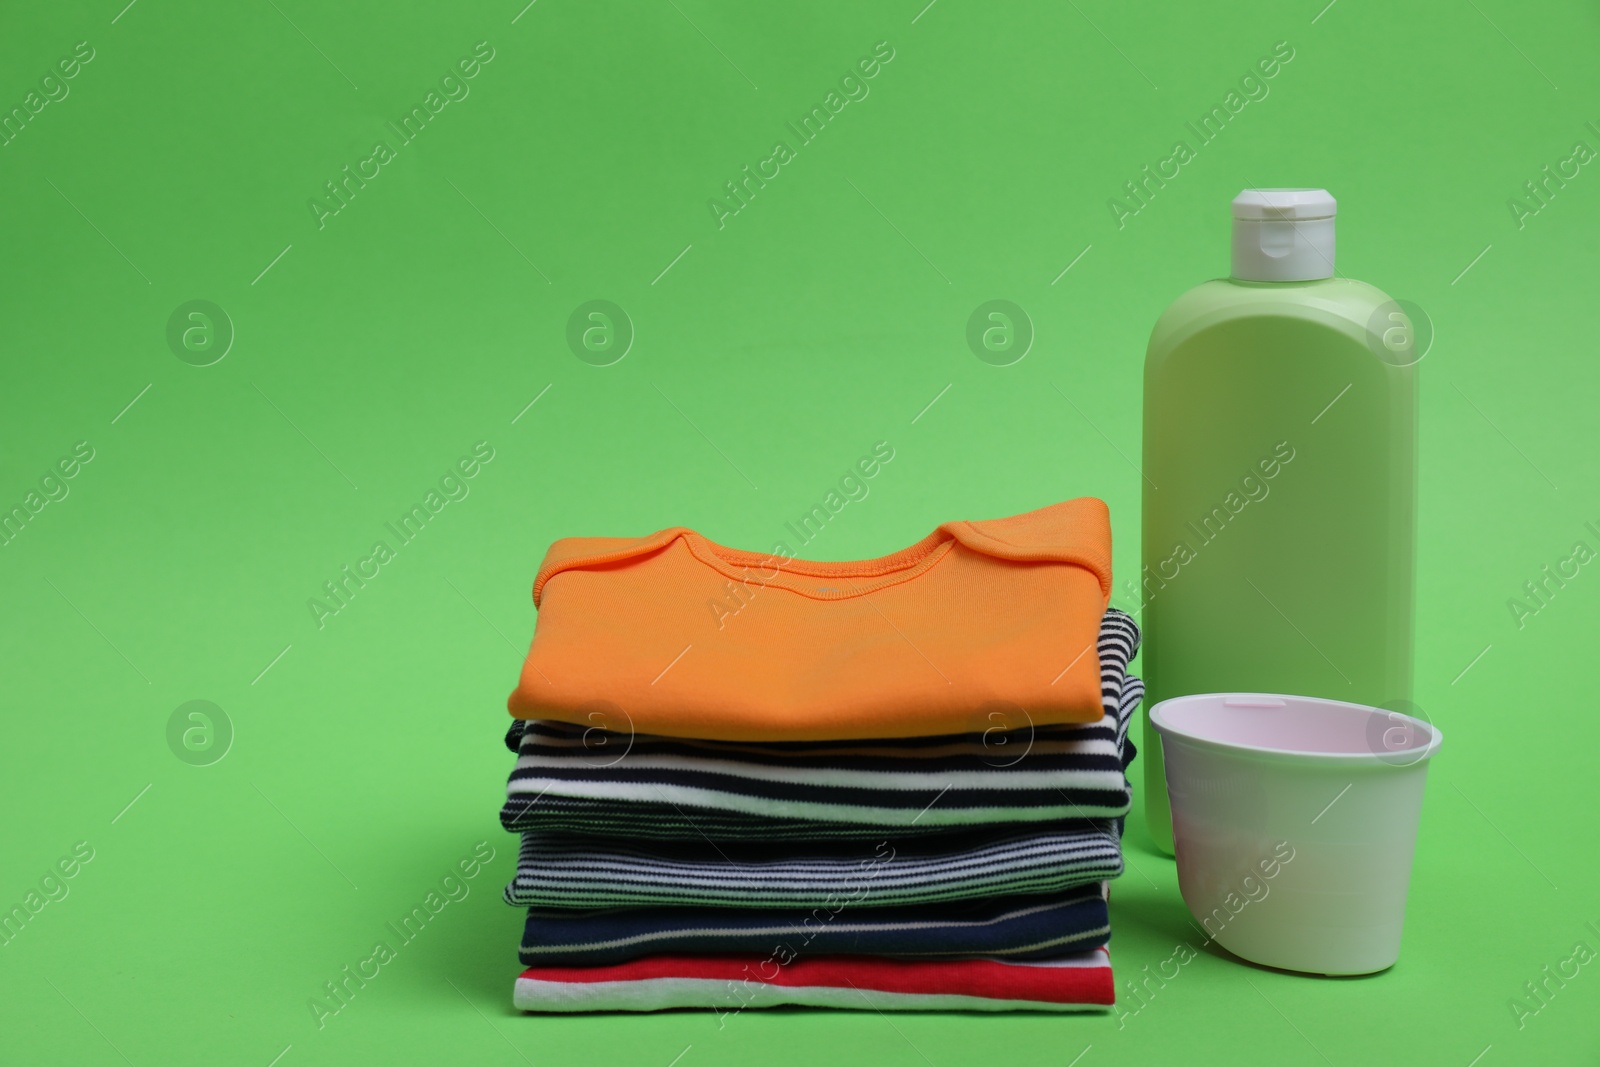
{"left": 2, "top": 1, "right": 1597, "bottom": 1064}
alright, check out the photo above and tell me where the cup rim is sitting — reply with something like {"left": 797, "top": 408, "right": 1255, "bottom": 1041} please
{"left": 1149, "top": 692, "right": 1444, "bottom": 766}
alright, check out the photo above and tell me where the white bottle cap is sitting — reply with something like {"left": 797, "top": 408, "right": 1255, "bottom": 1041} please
{"left": 1231, "top": 188, "right": 1336, "bottom": 282}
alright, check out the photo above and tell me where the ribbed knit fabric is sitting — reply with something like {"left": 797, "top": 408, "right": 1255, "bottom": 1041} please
{"left": 517, "top": 883, "right": 1111, "bottom": 966}
{"left": 503, "top": 610, "right": 1141, "bottom": 838}
{"left": 513, "top": 948, "right": 1115, "bottom": 1012}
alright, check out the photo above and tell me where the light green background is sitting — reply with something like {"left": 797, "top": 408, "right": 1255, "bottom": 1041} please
{"left": 2, "top": 1, "right": 1597, "bottom": 1064}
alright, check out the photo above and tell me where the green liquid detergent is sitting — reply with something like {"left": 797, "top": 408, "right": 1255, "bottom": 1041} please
{"left": 1140, "top": 189, "right": 1419, "bottom": 854}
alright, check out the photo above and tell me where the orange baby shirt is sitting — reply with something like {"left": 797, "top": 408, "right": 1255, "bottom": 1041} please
{"left": 506, "top": 498, "right": 1113, "bottom": 742}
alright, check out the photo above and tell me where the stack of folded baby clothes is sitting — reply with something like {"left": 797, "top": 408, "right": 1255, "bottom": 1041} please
{"left": 497, "top": 499, "right": 1141, "bottom": 1013}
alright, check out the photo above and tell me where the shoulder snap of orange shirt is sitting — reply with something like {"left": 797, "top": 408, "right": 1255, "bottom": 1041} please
{"left": 507, "top": 499, "right": 1113, "bottom": 741}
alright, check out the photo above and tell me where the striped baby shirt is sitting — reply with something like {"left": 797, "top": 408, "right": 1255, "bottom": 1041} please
{"left": 513, "top": 948, "right": 1116, "bottom": 1012}
{"left": 516, "top": 883, "right": 1112, "bottom": 967}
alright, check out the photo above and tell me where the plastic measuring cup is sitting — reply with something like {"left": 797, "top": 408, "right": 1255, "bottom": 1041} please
{"left": 1149, "top": 693, "right": 1442, "bottom": 975}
